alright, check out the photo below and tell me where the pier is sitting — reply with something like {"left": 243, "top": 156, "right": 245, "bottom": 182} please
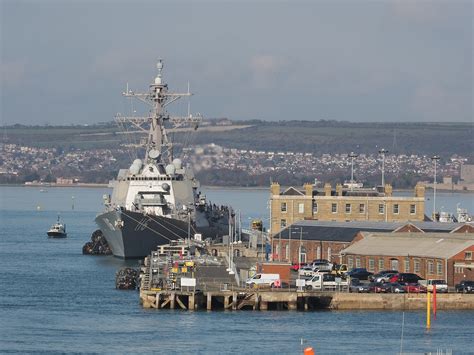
{"left": 138, "top": 244, "right": 474, "bottom": 312}
{"left": 140, "top": 289, "right": 474, "bottom": 311}
{"left": 140, "top": 289, "right": 334, "bottom": 311}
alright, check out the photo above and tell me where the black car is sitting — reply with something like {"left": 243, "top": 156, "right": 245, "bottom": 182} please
{"left": 349, "top": 278, "right": 371, "bottom": 293}
{"left": 347, "top": 268, "right": 373, "bottom": 280}
{"left": 455, "top": 280, "right": 474, "bottom": 293}
{"left": 380, "top": 282, "right": 406, "bottom": 293}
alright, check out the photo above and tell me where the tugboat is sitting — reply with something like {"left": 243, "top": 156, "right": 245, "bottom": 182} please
{"left": 95, "top": 60, "right": 231, "bottom": 258}
{"left": 47, "top": 216, "right": 67, "bottom": 238}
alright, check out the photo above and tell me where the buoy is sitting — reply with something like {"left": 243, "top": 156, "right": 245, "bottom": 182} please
{"left": 304, "top": 347, "right": 315, "bottom": 355}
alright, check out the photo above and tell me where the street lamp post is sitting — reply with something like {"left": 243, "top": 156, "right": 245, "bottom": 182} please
{"left": 348, "top": 152, "right": 358, "bottom": 190}
{"left": 378, "top": 148, "right": 388, "bottom": 187}
{"left": 432, "top": 155, "right": 440, "bottom": 220}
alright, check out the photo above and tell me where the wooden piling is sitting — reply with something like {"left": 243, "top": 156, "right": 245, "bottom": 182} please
{"left": 170, "top": 292, "right": 176, "bottom": 309}
{"left": 189, "top": 293, "right": 195, "bottom": 311}
{"left": 288, "top": 300, "right": 297, "bottom": 311}
{"left": 207, "top": 292, "right": 212, "bottom": 311}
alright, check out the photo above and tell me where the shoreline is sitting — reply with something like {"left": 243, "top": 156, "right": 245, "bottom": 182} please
{"left": 1, "top": 183, "right": 474, "bottom": 193}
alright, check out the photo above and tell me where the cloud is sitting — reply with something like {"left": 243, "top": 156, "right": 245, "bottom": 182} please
{"left": 411, "top": 84, "right": 471, "bottom": 121}
{"left": 1, "top": 60, "right": 27, "bottom": 89}
{"left": 249, "top": 55, "right": 286, "bottom": 89}
{"left": 391, "top": 0, "right": 442, "bottom": 22}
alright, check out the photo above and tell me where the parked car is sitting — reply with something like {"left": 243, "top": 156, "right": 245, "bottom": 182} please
{"left": 308, "top": 260, "right": 333, "bottom": 271}
{"left": 389, "top": 273, "right": 424, "bottom": 284}
{"left": 349, "top": 278, "right": 371, "bottom": 293}
{"left": 299, "top": 265, "right": 331, "bottom": 277}
{"left": 425, "top": 279, "right": 448, "bottom": 293}
{"left": 369, "top": 270, "right": 398, "bottom": 282}
{"left": 380, "top": 282, "right": 405, "bottom": 293}
{"left": 246, "top": 273, "right": 280, "bottom": 288}
{"left": 347, "top": 268, "right": 373, "bottom": 280}
{"left": 372, "top": 282, "right": 387, "bottom": 293}
{"left": 290, "top": 262, "right": 307, "bottom": 271}
{"left": 305, "top": 273, "right": 348, "bottom": 291}
{"left": 455, "top": 280, "right": 474, "bottom": 293}
{"left": 403, "top": 283, "right": 426, "bottom": 293}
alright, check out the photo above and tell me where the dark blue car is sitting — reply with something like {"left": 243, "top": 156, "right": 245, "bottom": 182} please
{"left": 347, "top": 268, "right": 373, "bottom": 280}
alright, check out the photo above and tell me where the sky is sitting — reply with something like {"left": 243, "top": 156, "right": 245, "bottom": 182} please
{"left": 1, "top": 0, "right": 472, "bottom": 125}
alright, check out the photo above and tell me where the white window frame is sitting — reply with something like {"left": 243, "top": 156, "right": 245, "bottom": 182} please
{"left": 410, "top": 204, "right": 416, "bottom": 215}
{"left": 436, "top": 261, "right": 443, "bottom": 275}
{"left": 404, "top": 259, "right": 410, "bottom": 272}
{"left": 393, "top": 204, "right": 399, "bottom": 214}
{"left": 378, "top": 204, "right": 385, "bottom": 214}
{"left": 414, "top": 259, "right": 420, "bottom": 273}
{"left": 359, "top": 204, "right": 365, "bottom": 214}
{"left": 298, "top": 203, "right": 304, "bottom": 214}
{"left": 281, "top": 202, "right": 287, "bottom": 213}
{"left": 348, "top": 256, "right": 353, "bottom": 270}
{"left": 378, "top": 259, "right": 384, "bottom": 271}
{"left": 331, "top": 203, "right": 337, "bottom": 213}
{"left": 368, "top": 258, "right": 375, "bottom": 272}
{"left": 345, "top": 203, "right": 351, "bottom": 214}
{"left": 428, "top": 260, "right": 434, "bottom": 274}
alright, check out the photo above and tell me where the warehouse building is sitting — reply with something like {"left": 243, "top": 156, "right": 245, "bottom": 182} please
{"left": 340, "top": 232, "right": 474, "bottom": 286}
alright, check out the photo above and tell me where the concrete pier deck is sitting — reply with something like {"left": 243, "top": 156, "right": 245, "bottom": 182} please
{"left": 140, "top": 289, "right": 474, "bottom": 311}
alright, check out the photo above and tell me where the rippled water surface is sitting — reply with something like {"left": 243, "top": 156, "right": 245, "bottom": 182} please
{"left": 1, "top": 186, "right": 473, "bottom": 354}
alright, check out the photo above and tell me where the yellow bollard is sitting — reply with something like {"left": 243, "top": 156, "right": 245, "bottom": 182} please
{"left": 426, "top": 290, "right": 431, "bottom": 330}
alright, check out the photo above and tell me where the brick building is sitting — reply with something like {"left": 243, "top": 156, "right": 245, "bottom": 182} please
{"left": 270, "top": 220, "right": 467, "bottom": 265}
{"left": 341, "top": 232, "right": 474, "bottom": 286}
{"left": 270, "top": 182, "right": 426, "bottom": 235}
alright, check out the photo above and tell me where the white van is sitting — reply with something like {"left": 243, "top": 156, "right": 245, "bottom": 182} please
{"left": 305, "top": 273, "right": 348, "bottom": 291}
{"left": 246, "top": 273, "right": 280, "bottom": 288}
{"left": 420, "top": 279, "right": 448, "bottom": 293}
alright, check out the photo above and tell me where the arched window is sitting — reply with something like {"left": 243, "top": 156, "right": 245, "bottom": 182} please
{"left": 327, "top": 247, "right": 332, "bottom": 261}
{"left": 390, "top": 258, "right": 399, "bottom": 271}
{"left": 317, "top": 246, "right": 321, "bottom": 259}
{"left": 299, "top": 246, "right": 307, "bottom": 263}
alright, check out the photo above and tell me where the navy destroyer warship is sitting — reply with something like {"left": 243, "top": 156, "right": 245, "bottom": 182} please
{"left": 95, "top": 60, "right": 230, "bottom": 258}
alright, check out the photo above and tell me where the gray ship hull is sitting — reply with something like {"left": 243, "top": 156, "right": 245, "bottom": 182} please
{"left": 95, "top": 210, "right": 228, "bottom": 259}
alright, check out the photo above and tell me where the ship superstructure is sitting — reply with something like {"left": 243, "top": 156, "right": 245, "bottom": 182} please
{"left": 96, "top": 60, "right": 230, "bottom": 258}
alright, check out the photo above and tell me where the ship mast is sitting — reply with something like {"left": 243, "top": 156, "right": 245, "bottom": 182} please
{"left": 115, "top": 60, "right": 201, "bottom": 164}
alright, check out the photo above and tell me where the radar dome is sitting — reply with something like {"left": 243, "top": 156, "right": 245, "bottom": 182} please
{"left": 162, "top": 183, "right": 170, "bottom": 191}
{"left": 165, "top": 164, "right": 176, "bottom": 176}
{"left": 129, "top": 159, "right": 142, "bottom": 175}
{"left": 172, "top": 158, "right": 182, "bottom": 170}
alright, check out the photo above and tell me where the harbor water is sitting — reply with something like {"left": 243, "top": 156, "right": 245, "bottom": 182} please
{"left": 0, "top": 186, "right": 473, "bottom": 354}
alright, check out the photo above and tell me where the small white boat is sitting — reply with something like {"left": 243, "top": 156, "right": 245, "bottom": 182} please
{"left": 47, "top": 216, "right": 67, "bottom": 238}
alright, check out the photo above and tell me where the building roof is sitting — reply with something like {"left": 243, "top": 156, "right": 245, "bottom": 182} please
{"left": 341, "top": 232, "right": 474, "bottom": 259}
{"left": 281, "top": 187, "right": 304, "bottom": 196}
{"left": 275, "top": 220, "right": 470, "bottom": 243}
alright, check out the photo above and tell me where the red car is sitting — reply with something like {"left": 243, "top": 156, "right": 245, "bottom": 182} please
{"left": 290, "top": 263, "right": 307, "bottom": 271}
{"left": 403, "top": 283, "right": 427, "bottom": 293}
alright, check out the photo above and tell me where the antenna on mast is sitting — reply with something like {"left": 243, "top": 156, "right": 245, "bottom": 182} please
{"left": 187, "top": 82, "right": 191, "bottom": 117}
